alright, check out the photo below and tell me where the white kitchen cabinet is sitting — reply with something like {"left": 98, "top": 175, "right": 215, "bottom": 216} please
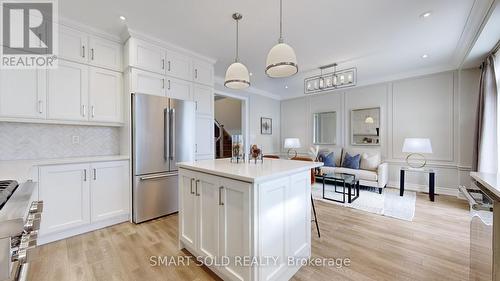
{"left": 195, "top": 115, "right": 214, "bottom": 158}
{"left": 193, "top": 59, "right": 214, "bottom": 86}
{"left": 193, "top": 84, "right": 213, "bottom": 115}
{"left": 0, "top": 69, "right": 46, "bottom": 119}
{"left": 47, "top": 60, "right": 89, "bottom": 121}
{"left": 130, "top": 68, "right": 166, "bottom": 97}
{"left": 180, "top": 171, "right": 197, "bottom": 250}
{"left": 127, "top": 38, "right": 166, "bottom": 74}
{"left": 166, "top": 50, "right": 192, "bottom": 81}
{"left": 59, "top": 25, "right": 87, "bottom": 64}
{"left": 166, "top": 76, "right": 192, "bottom": 101}
{"left": 39, "top": 163, "right": 91, "bottom": 235}
{"left": 89, "top": 67, "right": 123, "bottom": 122}
{"left": 90, "top": 161, "right": 129, "bottom": 222}
{"left": 88, "top": 36, "right": 123, "bottom": 71}
{"left": 197, "top": 173, "right": 221, "bottom": 259}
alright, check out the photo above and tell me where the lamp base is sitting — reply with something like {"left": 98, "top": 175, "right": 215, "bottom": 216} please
{"left": 287, "top": 149, "right": 298, "bottom": 159}
{"left": 405, "top": 153, "right": 427, "bottom": 168}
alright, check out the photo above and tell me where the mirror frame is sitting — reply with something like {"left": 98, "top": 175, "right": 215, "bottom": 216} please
{"left": 350, "top": 107, "right": 381, "bottom": 146}
{"left": 312, "top": 111, "right": 337, "bottom": 145}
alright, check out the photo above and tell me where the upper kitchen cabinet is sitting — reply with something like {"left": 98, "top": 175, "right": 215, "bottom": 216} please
{"left": 130, "top": 68, "right": 166, "bottom": 97}
{"left": 0, "top": 69, "right": 46, "bottom": 119}
{"left": 89, "top": 67, "right": 123, "bottom": 123}
{"left": 166, "top": 76, "right": 192, "bottom": 101}
{"left": 166, "top": 50, "right": 192, "bottom": 81}
{"left": 126, "top": 38, "right": 166, "bottom": 75}
{"left": 193, "top": 84, "right": 213, "bottom": 116}
{"left": 192, "top": 59, "right": 214, "bottom": 86}
{"left": 59, "top": 25, "right": 123, "bottom": 71}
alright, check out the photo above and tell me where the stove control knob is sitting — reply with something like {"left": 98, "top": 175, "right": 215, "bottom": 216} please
{"left": 24, "top": 213, "right": 41, "bottom": 232}
{"left": 29, "top": 201, "right": 43, "bottom": 214}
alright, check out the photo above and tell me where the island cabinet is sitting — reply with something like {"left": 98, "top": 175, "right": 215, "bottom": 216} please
{"left": 178, "top": 158, "right": 320, "bottom": 281}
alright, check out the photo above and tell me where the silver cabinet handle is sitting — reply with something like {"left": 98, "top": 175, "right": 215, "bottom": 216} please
{"left": 93, "top": 168, "right": 96, "bottom": 180}
{"left": 162, "top": 59, "right": 165, "bottom": 70}
{"left": 195, "top": 69, "right": 198, "bottom": 79}
{"left": 83, "top": 169, "right": 87, "bottom": 181}
{"left": 190, "top": 178, "right": 195, "bottom": 195}
{"left": 139, "top": 173, "right": 177, "bottom": 181}
{"left": 162, "top": 78, "right": 165, "bottom": 89}
{"left": 38, "top": 100, "right": 43, "bottom": 113}
{"left": 91, "top": 106, "right": 95, "bottom": 118}
{"left": 91, "top": 48, "right": 94, "bottom": 60}
{"left": 82, "top": 105, "right": 87, "bottom": 117}
{"left": 219, "top": 186, "right": 224, "bottom": 206}
{"left": 195, "top": 179, "right": 200, "bottom": 196}
{"left": 168, "top": 79, "right": 171, "bottom": 90}
{"left": 168, "top": 61, "right": 171, "bottom": 72}
{"left": 82, "top": 45, "right": 85, "bottom": 58}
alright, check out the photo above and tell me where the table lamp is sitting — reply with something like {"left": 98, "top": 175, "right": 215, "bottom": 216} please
{"left": 402, "top": 138, "right": 433, "bottom": 168}
{"left": 284, "top": 138, "right": 301, "bottom": 159}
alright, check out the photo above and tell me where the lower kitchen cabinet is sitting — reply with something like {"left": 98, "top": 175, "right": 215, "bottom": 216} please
{"left": 38, "top": 160, "right": 129, "bottom": 243}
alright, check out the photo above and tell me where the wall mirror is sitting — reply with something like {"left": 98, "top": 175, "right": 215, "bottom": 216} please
{"left": 351, "top": 107, "right": 380, "bottom": 146}
{"left": 313, "top": 111, "right": 337, "bottom": 145}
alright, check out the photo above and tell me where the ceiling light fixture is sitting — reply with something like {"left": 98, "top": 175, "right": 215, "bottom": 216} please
{"left": 420, "top": 11, "right": 432, "bottom": 18}
{"left": 421, "top": 54, "right": 429, "bottom": 59}
{"left": 119, "top": 15, "right": 126, "bottom": 21}
{"left": 224, "top": 13, "right": 250, "bottom": 90}
{"left": 285, "top": 85, "right": 288, "bottom": 89}
{"left": 265, "top": 0, "right": 298, "bottom": 78}
{"left": 304, "top": 63, "right": 357, "bottom": 94}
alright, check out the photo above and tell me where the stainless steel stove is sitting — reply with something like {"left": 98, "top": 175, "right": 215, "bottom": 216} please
{"left": 0, "top": 180, "right": 42, "bottom": 281}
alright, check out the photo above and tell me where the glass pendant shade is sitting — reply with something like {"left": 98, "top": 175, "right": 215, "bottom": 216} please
{"left": 265, "top": 42, "right": 298, "bottom": 78}
{"left": 224, "top": 62, "right": 250, "bottom": 89}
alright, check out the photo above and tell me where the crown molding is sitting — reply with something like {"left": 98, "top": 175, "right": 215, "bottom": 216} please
{"left": 214, "top": 76, "right": 282, "bottom": 100}
{"left": 59, "top": 17, "right": 123, "bottom": 43}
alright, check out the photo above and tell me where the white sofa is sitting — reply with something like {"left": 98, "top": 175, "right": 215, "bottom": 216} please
{"left": 318, "top": 147, "right": 388, "bottom": 194}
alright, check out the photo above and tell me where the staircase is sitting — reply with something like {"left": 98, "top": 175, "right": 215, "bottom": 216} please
{"left": 214, "top": 120, "right": 233, "bottom": 158}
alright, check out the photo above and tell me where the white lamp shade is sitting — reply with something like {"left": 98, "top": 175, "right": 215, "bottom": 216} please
{"left": 284, "top": 138, "right": 301, "bottom": 149}
{"left": 265, "top": 43, "right": 298, "bottom": 78}
{"left": 402, "top": 138, "right": 433, "bottom": 154}
{"left": 224, "top": 62, "right": 250, "bottom": 89}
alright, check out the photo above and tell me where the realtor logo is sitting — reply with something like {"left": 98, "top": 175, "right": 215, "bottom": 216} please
{"left": 0, "top": 0, "right": 58, "bottom": 69}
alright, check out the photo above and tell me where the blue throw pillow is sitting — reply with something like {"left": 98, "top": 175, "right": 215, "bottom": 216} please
{"left": 342, "top": 153, "right": 361, "bottom": 169}
{"left": 323, "top": 152, "right": 335, "bottom": 167}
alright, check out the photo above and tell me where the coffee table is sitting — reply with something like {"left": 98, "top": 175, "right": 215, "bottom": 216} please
{"left": 317, "top": 173, "right": 360, "bottom": 203}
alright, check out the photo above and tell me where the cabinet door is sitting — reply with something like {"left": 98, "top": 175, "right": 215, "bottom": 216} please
{"left": 195, "top": 115, "right": 214, "bottom": 158}
{"left": 197, "top": 173, "right": 221, "bottom": 259}
{"left": 128, "top": 38, "right": 166, "bottom": 74}
{"left": 39, "top": 163, "right": 90, "bottom": 235}
{"left": 166, "top": 76, "right": 192, "bottom": 101}
{"left": 0, "top": 69, "right": 46, "bottom": 118}
{"left": 193, "top": 84, "right": 213, "bottom": 115}
{"left": 166, "top": 50, "right": 192, "bottom": 81}
{"left": 47, "top": 60, "right": 89, "bottom": 121}
{"left": 89, "top": 67, "right": 123, "bottom": 122}
{"left": 90, "top": 161, "right": 129, "bottom": 222}
{"left": 219, "top": 178, "right": 251, "bottom": 281}
{"left": 88, "top": 36, "right": 123, "bottom": 71}
{"left": 59, "top": 25, "right": 87, "bottom": 64}
{"left": 180, "top": 171, "right": 197, "bottom": 250}
{"left": 192, "top": 59, "right": 214, "bottom": 86}
{"left": 130, "top": 68, "right": 166, "bottom": 97}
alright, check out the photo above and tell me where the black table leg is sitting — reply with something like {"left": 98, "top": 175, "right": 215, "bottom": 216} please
{"left": 400, "top": 169, "right": 405, "bottom": 196}
{"left": 429, "top": 172, "right": 435, "bottom": 202}
{"left": 311, "top": 196, "right": 320, "bottom": 238}
{"left": 348, "top": 182, "right": 352, "bottom": 203}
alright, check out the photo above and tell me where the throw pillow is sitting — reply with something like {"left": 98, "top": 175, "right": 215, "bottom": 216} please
{"left": 323, "top": 152, "right": 335, "bottom": 167}
{"left": 360, "top": 153, "right": 381, "bottom": 171}
{"left": 342, "top": 153, "right": 361, "bottom": 169}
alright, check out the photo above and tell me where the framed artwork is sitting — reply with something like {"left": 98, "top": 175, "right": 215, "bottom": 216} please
{"left": 261, "top": 117, "right": 272, "bottom": 135}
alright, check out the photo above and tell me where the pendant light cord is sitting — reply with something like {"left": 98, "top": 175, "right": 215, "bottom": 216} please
{"left": 279, "top": 0, "right": 284, "bottom": 43}
{"left": 235, "top": 18, "right": 239, "bottom": 62}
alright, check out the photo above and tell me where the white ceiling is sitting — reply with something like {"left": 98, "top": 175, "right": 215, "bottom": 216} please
{"left": 59, "top": 0, "right": 483, "bottom": 99}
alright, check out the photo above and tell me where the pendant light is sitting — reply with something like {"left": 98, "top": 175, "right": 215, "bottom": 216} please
{"left": 224, "top": 13, "right": 250, "bottom": 89}
{"left": 265, "top": 0, "right": 298, "bottom": 78}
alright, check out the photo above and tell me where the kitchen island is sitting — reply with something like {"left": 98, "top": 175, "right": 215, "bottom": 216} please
{"left": 177, "top": 158, "right": 323, "bottom": 281}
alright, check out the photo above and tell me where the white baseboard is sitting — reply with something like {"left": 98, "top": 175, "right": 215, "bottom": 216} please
{"left": 38, "top": 214, "right": 130, "bottom": 245}
{"left": 387, "top": 181, "right": 459, "bottom": 197}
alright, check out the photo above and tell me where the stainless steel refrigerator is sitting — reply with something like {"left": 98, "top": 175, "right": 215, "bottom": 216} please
{"left": 132, "top": 93, "right": 195, "bottom": 223}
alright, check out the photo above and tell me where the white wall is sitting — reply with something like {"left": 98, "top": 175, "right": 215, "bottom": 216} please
{"left": 280, "top": 70, "right": 480, "bottom": 196}
{"left": 214, "top": 96, "right": 242, "bottom": 135}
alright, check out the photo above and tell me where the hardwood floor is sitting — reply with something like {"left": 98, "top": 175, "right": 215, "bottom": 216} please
{"left": 29, "top": 190, "right": 470, "bottom": 281}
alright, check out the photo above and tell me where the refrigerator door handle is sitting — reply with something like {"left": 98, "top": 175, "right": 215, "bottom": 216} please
{"left": 164, "top": 108, "right": 169, "bottom": 161}
{"left": 139, "top": 172, "right": 178, "bottom": 181}
{"left": 170, "top": 108, "right": 176, "bottom": 160}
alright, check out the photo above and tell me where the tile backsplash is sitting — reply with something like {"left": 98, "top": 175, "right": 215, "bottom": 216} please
{"left": 0, "top": 122, "right": 120, "bottom": 160}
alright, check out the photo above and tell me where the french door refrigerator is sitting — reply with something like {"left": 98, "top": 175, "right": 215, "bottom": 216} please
{"left": 132, "top": 93, "right": 195, "bottom": 223}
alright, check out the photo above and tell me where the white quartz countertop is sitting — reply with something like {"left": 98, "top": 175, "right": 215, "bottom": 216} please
{"left": 470, "top": 172, "right": 500, "bottom": 200}
{"left": 0, "top": 155, "right": 129, "bottom": 182}
{"left": 178, "top": 158, "right": 323, "bottom": 183}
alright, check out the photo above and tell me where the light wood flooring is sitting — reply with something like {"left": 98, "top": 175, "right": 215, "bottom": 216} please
{"left": 28, "top": 190, "right": 470, "bottom": 281}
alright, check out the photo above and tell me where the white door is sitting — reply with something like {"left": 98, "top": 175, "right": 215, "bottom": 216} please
{"left": 128, "top": 38, "right": 166, "bottom": 74}
{"left": 166, "top": 50, "right": 192, "bottom": 81}
{"left": 88, "top": 36, "right": 123, "bottom": 71}
{"left": 89, "top": 67, "right": 123, "bottom": 122}
{"left": 193, "top": 59, "right": 214, "bottom": 86}
{"left": 0, "top": 69, "right": 46, "bottom": 119}
{"left": 130, "top": 68, "right": 166, "bottom": 97}
{"left": 193, "top": 84, "right": 213, "bottom": 116}
{"left": 197, "top": 173, "right": 220, "bottom": 259}
{"left": 39, "top": 163, "right": 90, "bottom": 235}
{"left": 179, "top": 171, "right": 197, "bottom": 250}
{"left": 196, "top": 115, "right": 214, "bottom": 158}
{"left": 59, "top": 25, "right": 87, "bottom": 64}
{"left": 90, "top": 161, "right": 129, "bottom": 222}
{"left": 166, "top": 76, "right": 192, "bottom": 101}
{"left": 47, "top": 60, "right": 89, "bottom": 121}
{"left": 219, "top": 178, "right": 251, "bottom": 281}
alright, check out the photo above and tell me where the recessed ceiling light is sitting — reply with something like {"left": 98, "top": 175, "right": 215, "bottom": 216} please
{"left": 421, "top": 54, "right": 429, "bottom": 59}
{"left": 420, "top": 11, "right": 432, "bottom": 18}
{"left": 119, "top": 15, "right": 126, "bottom": 21}
{"left": 284, "top": 85, "right": 288, "bottom": 89}
{"left": 249, "top": 72, "right": 253, "bottom": 76}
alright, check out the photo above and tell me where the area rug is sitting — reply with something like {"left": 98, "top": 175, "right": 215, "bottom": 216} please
{"left": 311, "top": 183, "right": 416, "bottom": 221}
